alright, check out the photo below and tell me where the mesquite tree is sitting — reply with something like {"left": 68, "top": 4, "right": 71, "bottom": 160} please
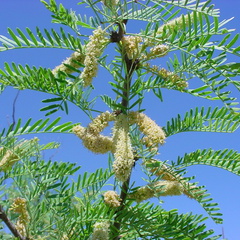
{"left": 0, "top": 0, "right": 239, "bottom": 239}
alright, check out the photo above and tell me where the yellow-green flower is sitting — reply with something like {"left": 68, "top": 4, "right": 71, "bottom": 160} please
{"left": 80, "top": 26, "right": 109, "bottom": 87}
{"left": 112, "top": 114, "right": 134, "bottom": 182}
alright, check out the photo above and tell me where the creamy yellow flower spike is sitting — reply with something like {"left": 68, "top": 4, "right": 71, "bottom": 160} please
{"left": 112, "top": 114, "right": 134, "bottom": 182}
{"left": 91, "top": 221, "right": 110, "bottom": 240}
{"left": 73, "top": 111, "right": 114, "bottom": 154}
{"left": 52, "top": 49, "right": 85, "bottom": 75}
{"left": 121, "top": 35, "right": 143, "bottom": 59}
{"left": 103, "top": 190, "right": 122, "bottom": 208}
{"left": 0, "top": 138, "right": 39, "bottom": 172}
{"left": 10, "top": 197, "right": 30, "bottom": 237}
{"left": 129, "top": 111, "right": 166, "bottom": 151}
{"left": 129, "top": 181, "right": 184, "bottom": 203}
{"left": 80, "top": 26, "right": 109, "bottom": 87}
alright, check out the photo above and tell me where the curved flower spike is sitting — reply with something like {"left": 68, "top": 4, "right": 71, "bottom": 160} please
{"left": 129, "top": 180, "right": 184, "bottom": 203}
{"left": 144, "top": 159, "right": 201, "bottom": 199}
{"left": 10, "top": 197, "right": 29, "bottom": 237}
{"left": 129, "top": 111, "right": 166, "bottom": 151}
{"left": 52, "top": 49, "right": 85, "bottom": 75}
{"left": 80, "top": 26, "right": 109, "bottom": 87}
{"left": 72, "top": 111, "right": 115, "bottom": 154}
{"left": 112, "top": 114, "right": 134, "bottom": 182}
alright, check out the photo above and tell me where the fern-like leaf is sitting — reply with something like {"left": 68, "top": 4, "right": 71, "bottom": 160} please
{"left": 0, "top": 27, "right": 82, "bottom": 52}
{"left": 1, "top": 117, "right": 79, "bottom": 138}
{"left": 163, "top": 106, "right": 240, "bottom": 137}
{"left": 174, "top": 148, "right": 240, "bottom": 176}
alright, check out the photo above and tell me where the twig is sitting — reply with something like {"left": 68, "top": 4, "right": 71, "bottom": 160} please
{"left": 112, "top": 174, "right": 132, "bottom": 240}
{"left": 0, "top": 204, "right": 26, "bottom": 240}
{"left": 10, "top": 90, "right": 20, "bottom": 131}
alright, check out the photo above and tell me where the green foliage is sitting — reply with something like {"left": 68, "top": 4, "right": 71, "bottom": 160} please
{"left": 175, "top": 148, "right": 240, "bottom": 175}
{"left": 116, "top": 203, "right": 220, "bottom": 239}
{"left": 0, "top": 27, "right": 83, "bottom": 51}
{"left": 1, "top": 117, "right": 78, "bottom": 137}
{"left": 163, "top": 106, "right": 240, "bottom": 136}
{"left": 0, "top": 0, "right": 239, "bottom": 239}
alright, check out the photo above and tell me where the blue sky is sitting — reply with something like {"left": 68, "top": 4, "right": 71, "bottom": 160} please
{"left": 0, "top": 0, "right": 240, "bottom": 239}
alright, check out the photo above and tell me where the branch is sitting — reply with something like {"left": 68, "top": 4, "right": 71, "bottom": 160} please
{"left": 112, "top": 173, "right": 132, "bottom": 240}
{"left": 10, "top": 90, "right": 20, "bottom": 131}
{"left": 112, "top": 20, "right": 137, "bottom": 240}
{"left": 0, "top": 204, "right": 27, "bottom": 240}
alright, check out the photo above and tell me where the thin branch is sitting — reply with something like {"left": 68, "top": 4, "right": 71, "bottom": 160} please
{"left": 112, "top": 173, "right": 132, "bottom": 240}
{"left": 10, "top": 90, "right": 20, "bottom": 131}
{"left": 0, "top": 204, "right": 26, "bottom": 240}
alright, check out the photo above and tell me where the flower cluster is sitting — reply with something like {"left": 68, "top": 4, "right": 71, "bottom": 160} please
{"left": 80, "top": 26, "right": 109, "bottom": 87}
{"left": 156, "top": 12, "right": 195, "bottom": 38}
{"left": 10, "top": 197, "right": 30, "bottom": 236}
{"left": 0, "top": 149, "right": 19, "bottom": 172}
{"left": 0, "top": 138, "right": 39, "bottom": 172}
{"left": 129, "top": 181, "right": 184, "bottom": 202}
{"left": 143, "top": 44, "right": 169, "bottom": 60}
{"left": 73, "top": 111, "right": 167, "bottom": 181}
{"left": 144, "top": 158, "right": 200, "bottom": 199}
{"left": 72, "top": 111, "right": 114, "bottom": 154}
{"left": 121, "top": 36, "right": 143, "bottom": 59}
{"left": 112, "top": 114, "right": 134, "bottom": 182}
{"left": 145, "top": 159, "right": 178, "bottom": 181}
{"left": 103, "top": 190, "right": 121, "bottom": 208}
{"left": 102, "top": 0, "right": 119, "bottom": 8}
{"left": 145, "top": 12, "right": 196, "bottom": 46}
{"left": 91, "top": 221, "right": 110, "bottom": 240}
{"left": 87, "top": 111, "right": 115, "bottom": 134}
{"left": 144, "top": 63, "right": 188, "bottom": 89}
{"left": 129, "top": 111, "right": 166, "bottom": 151}
{"left": 52, "top": 49, "right": 85, "bottom": 75}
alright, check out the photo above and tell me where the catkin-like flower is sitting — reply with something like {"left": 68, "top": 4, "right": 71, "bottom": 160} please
{"left": 145, "top": 159, "right": 178, "bottom": 181}
{"left": 121, "top": 36, "right": 143, "bottom": 59}
{"left": 0, "top": 138, "right": 39, "bottom": 172}
{"left": 129, "top": 181, "right": 184, "bottom": 202}
{"left": 112, "top": 114, "right": 134, "bottom": 182}
{"left": 80, "top": 26, "right": 109, "bottom": 87}
{"left": 87, "top": 111, "right": 115, "bottom": 135}
{"left": 146, "top": 13, "right": 196, "bottom": 46}
{"left": 144, "top": 63, "right": 188, "bottom": 89}
{"left": 158, "top": 67, "right": 188, "bottom": 89}
{"left": 52, "top": 50, "right": 85, "bottom": 75}
{"left": 73, "top": 125, "right": 113, "bottom": 154}
{"left": 103, "top": 191, "right": 121, "bottom": 208}
{"left": 156, "top": 12, "right": 195, "bottom": 37}
{"left": 72, "top": 111, "right": 115, "bottom": 154}
{"left": 10, "top": 197, "right": 28, "bottom": 215}
{"left": 129, "top": 111, "right": 166, "bottom": 151}
{"left": 16, "top": 220, "right": 27, "bottom": 237}
{"left": 10, "top": 197, "right": 30, "bottom": 236}
{"left": 144, "top": 159, "right": 200, "bottom": 199}
{"left": 0, "top": 149, "right": 19, "bottom": 172}
{"left": 102, "top": 0, "right": 119, "bottom": 8}
{"left": 143, "top": 44, "right": 169, "bottom": 60}
{"left": 91, "top": 221, "right": 110, "bottom": 240}
{"left": 10, "top": 198, "right": 29, "bottom": 223}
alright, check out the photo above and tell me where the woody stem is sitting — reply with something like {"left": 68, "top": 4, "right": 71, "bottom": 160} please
{"left": 112, "top": 21, "right": 137, "bottom": 240}
{"left": 0, "top": 204, "right": 27, "bottom": 240}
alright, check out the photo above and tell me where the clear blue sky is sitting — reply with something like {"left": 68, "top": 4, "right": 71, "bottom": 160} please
{"left": 0, "top": 0, "right": 239, "bottom": 239}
